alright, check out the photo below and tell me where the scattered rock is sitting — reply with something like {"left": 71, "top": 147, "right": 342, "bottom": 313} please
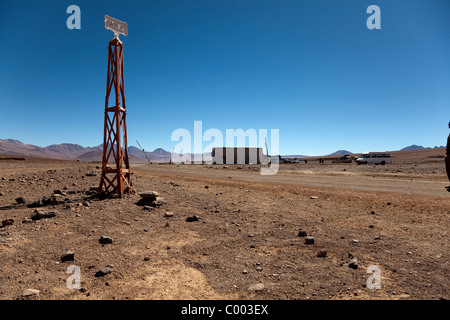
{"left": 248, "top": 283, "right": 265, "bottom": 292}
{"left": 352, "top": 239, "right": 359, "bottom": 243}
{"left": 186, "top": 215, "right": 199, "bottom": 222}
{"left": 298, "top": 229, "right": 308, "bottom": 237}
{"left": 164, "top": 212, "right": 174, "bottom": 218}
{"left": 309, "top": 196, "right": 319, "bottom": 199}
{"left": 1, "top": 219, "right": 14, "bottom": 227}
{"left": 15, "top": 197, "right": 26, "bottom": 204}
{"left": 317, "top": 249, "right": 327, "bottom": 257}
{"left": 304, "top": 236, "right": 315, "bottom": 244}
{"left": 22, "top": 289, "right": 40, "bottom": 299}
{"left": 136, "top": 194, "right": 166, "bottom": 207}
{"left": 139, "top": 191, "right": 159, "bottom": 199}
{"left": 53, "top": 189, "right": 66, "bottom": 196}
{"left": 27, "top": 199, "right": 44, "bottom": 208}
{"left": 94, "top": 267, "right": 111, "bottom": 277}
{"left": 349, "top": 258, "right": 358, "bottom": 269}
{"left": 99, "top": 235, "right": 114, "bottom": 245}
{"left": 31, "top": 209, "right": 56, "bottom": 220}
{"left": 60, "top": 251, "right": 75, "bottom": 262}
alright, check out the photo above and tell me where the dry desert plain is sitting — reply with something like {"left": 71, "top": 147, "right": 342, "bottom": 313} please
{"left": 0, "top": 148, "right": 448, "bottom": 300}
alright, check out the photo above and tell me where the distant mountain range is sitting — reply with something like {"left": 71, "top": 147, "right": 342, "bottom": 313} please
{"left": 0, "top": 139, "right": 170, "bottom": 163}
{"left": 400, "top": 145, "right": 445, "bottom": 151}
{"left": 0, "top": 139, "right": 445, "bottom": 162}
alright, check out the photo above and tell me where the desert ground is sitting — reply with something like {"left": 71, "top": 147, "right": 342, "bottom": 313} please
{"left": 0, "top": 148, "right": 448, "bottom": 300}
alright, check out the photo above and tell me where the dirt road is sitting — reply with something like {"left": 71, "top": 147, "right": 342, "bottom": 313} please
{"left": 133, "top": 164, "right": 449, "bottom": 197}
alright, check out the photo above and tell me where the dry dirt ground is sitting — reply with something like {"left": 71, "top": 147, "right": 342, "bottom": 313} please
{"left": 0, "top": 151, "right": 449, "bottom": 301}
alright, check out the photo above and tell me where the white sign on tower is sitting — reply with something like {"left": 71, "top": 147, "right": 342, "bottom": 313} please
{"left": 104, "top": 15, "right": 128, "bottom": 39}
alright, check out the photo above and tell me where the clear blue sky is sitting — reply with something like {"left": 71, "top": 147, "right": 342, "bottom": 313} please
{"left": 0, "top": 0, "right": 449, "bottom": 156}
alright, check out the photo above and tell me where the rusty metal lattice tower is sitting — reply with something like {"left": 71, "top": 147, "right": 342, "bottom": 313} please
{"left": 99, "top": 16, "right": 131, "bottom": 198}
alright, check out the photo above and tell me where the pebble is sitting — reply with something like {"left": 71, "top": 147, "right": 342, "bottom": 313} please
{"left": 304, "top": 236, "right": 315, "bottom": 245}
{"left": 22, "top": 289, "right": 40, "bottom": 298}
{"left": 1, "top": 219, "right": 14, "bottom": 227}
{"left": 94, "top": 267, "right": 111, "bottom": 277}
{"left": 349, "top": 258, "right": 359, "bottom": 269}
{"left": 186, "top": 215, "right": 199, "bottom": 222}
{"left": 31, "top": 209, "right": 56, "bottom": 220}
{"left": 60, "top": 251, "right": 75, "bottom": 262}
{"left": 164, "top": 212, "right": 174, "bottom": 218}
{"left": 298, "top": 229, "right": 308, "bottom": 237}
{"left": 317, "top": 249, "right": 327, "bottom": 258}
{"left": 248, "top": 283, "right": 265, "bottom": 292}
{"left": 139, "top": 191, "right": 159, "bottom": 199}
{"left": 99, "top": 235, "right": 114, "bottom": 244}
{"left": 15, "top": 197, "right": 26, "bottom": 204}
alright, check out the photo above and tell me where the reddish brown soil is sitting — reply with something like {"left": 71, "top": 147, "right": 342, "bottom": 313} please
{"left": 0, "top": 151, "right": 448, "bottom": 300}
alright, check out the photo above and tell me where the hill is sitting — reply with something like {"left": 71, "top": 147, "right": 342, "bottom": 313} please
{"left": 326, "top": 150, "right": 353, "bottom": 156}
{"left": 401, "top": 145, "right": 425, "bottom": 151}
